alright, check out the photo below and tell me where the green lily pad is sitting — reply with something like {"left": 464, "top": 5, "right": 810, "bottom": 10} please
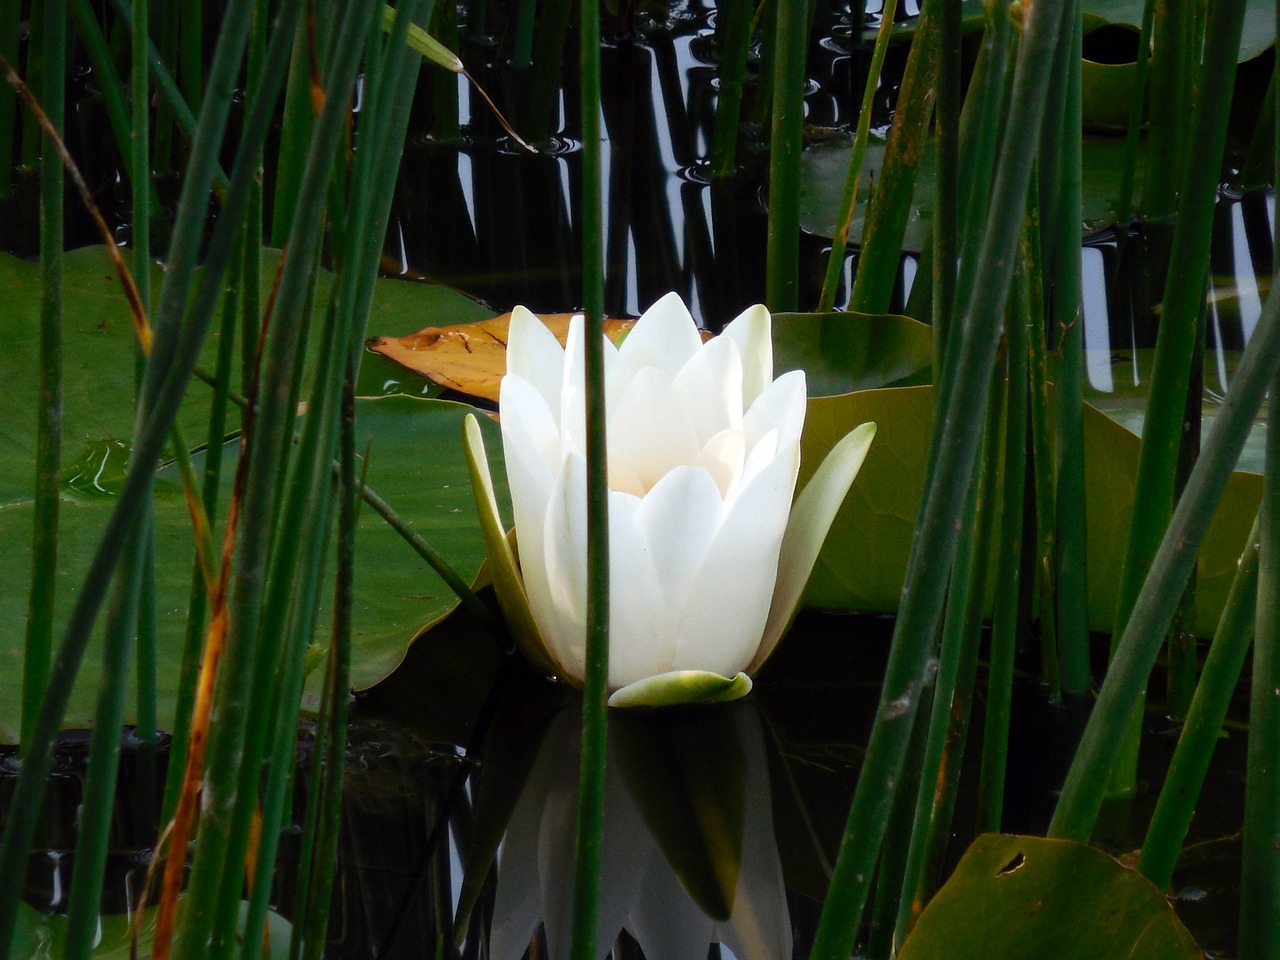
{"left": 0, "top": 246, "right": 505, "bottom": 741}
{"left": 773, "top": 311, "right": 932, "bottom": 396}
{"left": 900, "top": 834, "right": 1200, "bottom": 959}
{"left": 1082, "top": 0, "right": 1275, "bottom": 62}
{"left": 798, "top": 136, "right": 1147, "bottom": 250}
{"left": 799, "top": 385, "right": 1261, "bottom": 637}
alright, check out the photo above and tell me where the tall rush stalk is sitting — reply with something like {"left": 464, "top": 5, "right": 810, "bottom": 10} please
{"left": 1105, "top": 0, "right": 1245, "bottom": 801}
{"left": 808, "top": 3, "right": 1066, "bottom": 953}
{"left": 21, "top": 0, "right": 65, "bottom": 757}
{"left": 569, "top": 0, "right": 609, "bottom": 955}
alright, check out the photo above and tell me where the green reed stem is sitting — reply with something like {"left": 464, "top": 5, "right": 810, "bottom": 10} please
{"left": 181, "top": 0, "right": 204, "bottom": 111}
{"left": 1106, "top": 0, "right": 1245, "bottom": 797}
{"left": 131, "top": 0, "right": 158, "bottom": 756}
{"left": 1043, "top": 2, "right": 1088, "bottom": 701}
{"left": 1166, "top": 303, "right": 1207, "bottom": 721}
{"left": 1140, "top": 0, "right": 1196, "bottom": 219}
{"left": 1021, "top": 200, "right": 1063, "bottom": 692}
{"left": 362, "top": 484, "right": 498, "bottom": 627}
{"left": 977, "top": 263, "right": 1030, "bottom": 833}
{"left": 106, "top": 0, "right": 231, "bottom": 193}
{"left": 941, "top": 0, "right": 1009, "bottom": 390}
{"left": 179, "top": 9, "right": 376, "bottom": 956}
{"left": 22, "top": 0, "right": 65, "bottom": 758}
{"left": 429, "top": 0, "right": 460, "bottom": 141}
{"left": 19, "top": 1, "right": 41, "bottom": 171}
{"left": 896, "top": 369, "right": 1002, "bottom": 944}
{"left": 930, "top": 0, "right": 960, "bottom": 346}
{"left": 0, "top": 6, "right": 296, "bottom": 948}
{"left": 709, "top": 0, "right": 752, "bottom": 177}
{"left": 1138, "top": 514, "right": 1260, "bottom": 889}
{"left": 809, "top": 3, "right": 1064, "bottom": 953}
{"left": 764, "top": 0, "right": 807, "bottom": 313}
{"left": 153, "top": 0, "right": 181, "bottom": 172}
{"left": 526, "top": 0, "right": 572, "bottom": 144}
{"left": 242, "top": 10, "right": 431, "bottom": 949}
{"left": 815, "top": 0, "right": 899, "bottom": 312}
{"left": 1240, "top": 374, "right": 1280, "bottom": 956}
{"left": 0, "top": 1, "right": 17, "bottom": 198}
{"left": 865, "top": 700, "right": 933, "bottom": 960}
{"left": 162, "top": 229, "right": 242, "bottom": 824}
{"left": 271, "top": 14, "right": 317, "bottom": 247}
{"left": 66, "top": 0, "right": 162, "bottom": 215}
{"left": 513, "top": 0, "right": 535, "bottom": 68}
{"left": 62, "top": 525, "right": 144, "bottom": 960}
{"left": 301, "top": 370, "right": 358, "bottom": 960}
{"left": 1111, "top": 0, "right": 1155, "bottom": 249}
{"left": 570, "top": 0, "right": 608, "bottom": 955}
{"left": 846, "top": 1, "right": 935, "bottom": 316}
{"left": 1049, "top": 264, "right": 1280, "bottom": 842}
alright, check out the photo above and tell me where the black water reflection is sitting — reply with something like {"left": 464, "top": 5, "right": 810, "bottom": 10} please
{"left": 0, "top": 606, "right": 1251, "bottom": 958}
{"left": 382, "top": 0, "right": 906, "bottom": 326}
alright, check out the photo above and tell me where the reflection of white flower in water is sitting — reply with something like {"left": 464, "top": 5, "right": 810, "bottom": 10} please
{"left": 490, "top": 704, "right": 791, "bottom": 960}
{"left": 464, "top": 293, "right": 876, "bottom": 708}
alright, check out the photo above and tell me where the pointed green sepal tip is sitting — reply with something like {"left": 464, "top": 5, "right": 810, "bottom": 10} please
{"left": 750, "top": 420, "right": 878, "bottom": 674}
{"left": 607, "top": 671, "right": 753, "bottom": 709}
{"left": 461, "top": 414, "right": 560, "bottom": 675}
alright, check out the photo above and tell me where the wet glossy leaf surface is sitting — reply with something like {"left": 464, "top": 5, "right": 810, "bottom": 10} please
{"left": 900, "top": 834, "right": 1200, "bottom": 959}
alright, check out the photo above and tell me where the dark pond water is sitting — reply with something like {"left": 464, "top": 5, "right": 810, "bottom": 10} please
{"left": 1, "top": 0, "right": 1275, "bottom": 957}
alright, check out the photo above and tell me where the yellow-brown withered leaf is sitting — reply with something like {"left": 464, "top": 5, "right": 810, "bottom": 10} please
{"left": 367, "top": 312, "right": 637, "bottom": 403}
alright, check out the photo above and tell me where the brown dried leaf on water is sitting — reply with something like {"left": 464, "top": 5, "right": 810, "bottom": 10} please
{"left": 367, "top": 312, "right": 637, "bottom": 402}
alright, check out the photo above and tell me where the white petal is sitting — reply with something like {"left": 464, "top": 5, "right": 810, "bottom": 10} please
{"left": 629, "top": 465, "right": 725, "bottom": 671}
{"left": 506, "top": 305, "right": 567, "bottom": 412}
{"left": 533, "top": 453, "right": 590, "bottom": 684}
{"left": 691, "top": 428, "right": 746, "bottom": 498}
{"left": 743, "top": 368, "right": 807, "bottom": 454}
{"left": 537, "top": 735, "right": 584, "bottom": 960}
{"left": 627, "top": 854, "right": 718, "bottom": 960}
{"left": 718, "top": 709, "right": 792, "bottom": 960}
{"left": 720, "top": 304, "right": 772, "bottom": 408}
{"left": 735, "top": 428, "right": 781, "bottom": 499}
{"left": 500, "top": 374, "right": 559, "bottom": 514}
{"left": 672, "top": 444, "right": 798, "bottom": 676}
{"left": 559, "top": 314, "right": 588, "bottom": 460}
{"left": 751, "top": 421, "right": 877, "bottom": 673}
{"left": 619, "top": 291, "right": 704, "bottom": 379}
{"left": 605, "top": 490, "right": 668, "bottom": 689}
{"left": 608, "top": 366, "right": 702, "bottom": 494}
{"left": 672, "top": 332, "right": 744, "bottom": 446}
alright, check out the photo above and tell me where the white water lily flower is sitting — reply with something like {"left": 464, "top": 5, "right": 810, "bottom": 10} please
{"left": 464, "top": 292, "right": 876, "bottom": 708}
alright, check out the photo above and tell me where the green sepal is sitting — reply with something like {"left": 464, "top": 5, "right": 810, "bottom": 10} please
{"left": 750, "top": 420, "right": 877, "bottom": 674}
{"left": 462, "top": 414, "right": 560, "bottom": 675}
{"left": 607, "top": 671, "right": 753, "bottom": 709}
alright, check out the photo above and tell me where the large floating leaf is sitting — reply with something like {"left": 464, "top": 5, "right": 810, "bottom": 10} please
{"left": 899, "top": 834, "right": 1200, "bottom": 959}
{"left": 1082, "top": 0, "right": 1275, "bottom": 61}
{"left": 0, "top": 246, "right": 506, "bottom": 741}
{"left": 800, "top": 385, "right": 1261, "bottom": 636}
{"left": 372, "top": 309, "right": 927, "bottom": 403}
{"left": 772, "top": 311, "right": 931, "bottom": 395}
